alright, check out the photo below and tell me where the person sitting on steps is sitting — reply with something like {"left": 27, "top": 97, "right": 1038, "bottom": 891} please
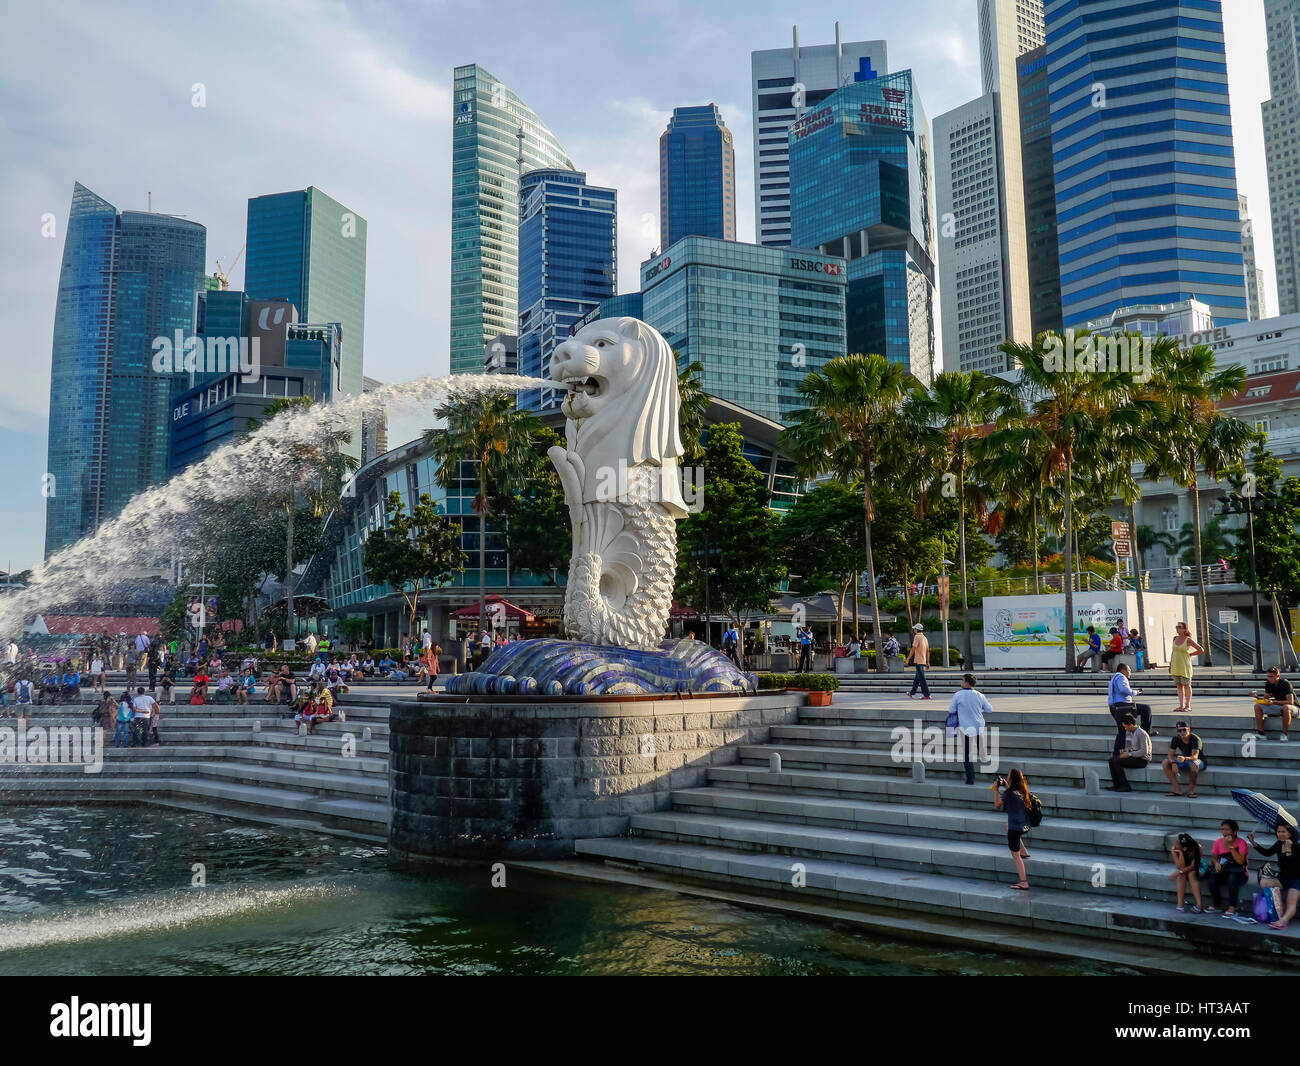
{"left": 1169, "top": 832, "right": 1205, "bottom": 914}
{"left": 1107, "top": 712, "right": 1151, "bottom": 792}
{"left": 1161, "top": 720, "right": 1204, "bottom": 798}
{"left": 1107, "top": 662, "right": 1153, "bottom": 759}
{"left": 1251, "top": 666, "right": 1293, "bottom": 743}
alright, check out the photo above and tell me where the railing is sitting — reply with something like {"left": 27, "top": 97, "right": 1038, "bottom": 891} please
{"left": 877, "top": 564, "right": 1244, "bottom": 601}
{"left": 1204, "top": 618, "right": 1256, "bottom": 667}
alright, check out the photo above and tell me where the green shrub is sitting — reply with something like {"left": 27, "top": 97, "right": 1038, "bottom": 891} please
{"left": 758, "top": 672, "right": 840, "bottom": 692}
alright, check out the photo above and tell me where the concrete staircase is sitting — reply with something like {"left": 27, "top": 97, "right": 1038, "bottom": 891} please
{"left": 0, "top": 697, "right": 391, "bottom": 842}
{"left": 575, "top": 701, "right": 1300, "bottom": 966}
{"left": 834, "top": 671, "right": 1272, "bottom": 697}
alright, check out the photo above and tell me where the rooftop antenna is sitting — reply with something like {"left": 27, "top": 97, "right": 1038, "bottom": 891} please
{"left": 148, "top": 191, "right": 152, "bottom": 212}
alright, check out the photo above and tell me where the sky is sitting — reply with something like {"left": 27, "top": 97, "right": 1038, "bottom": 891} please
{"left": 0, "top": 0, "right": 1277, "bottom": 572}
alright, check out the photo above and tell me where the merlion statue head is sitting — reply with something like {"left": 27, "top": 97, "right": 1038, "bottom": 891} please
{"left": 549, "top": 317, "right": 687, "bottom": 516}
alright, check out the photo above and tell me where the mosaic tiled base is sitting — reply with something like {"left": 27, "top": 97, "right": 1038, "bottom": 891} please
{"left": 442, "top": 638, "right": 757, "bottom": 697}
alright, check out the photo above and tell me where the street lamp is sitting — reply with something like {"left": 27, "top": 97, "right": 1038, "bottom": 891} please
{"left": 940, "top": 558, "right": 953, "bottom": 667}
{"left": 1217, "top": 488, "right": 1281, "bottom": 674}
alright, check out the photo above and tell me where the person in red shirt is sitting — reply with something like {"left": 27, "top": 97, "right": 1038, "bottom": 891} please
{"left": 190, "top": 664, "right": 210, "bottom": 704}
{"left": 1100, "top": 627, "right": 1124, "bottom": 669}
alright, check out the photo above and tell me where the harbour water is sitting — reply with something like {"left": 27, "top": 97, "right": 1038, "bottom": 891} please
{"left": 0, "top": 806, "right": 1129, "bottom": 976}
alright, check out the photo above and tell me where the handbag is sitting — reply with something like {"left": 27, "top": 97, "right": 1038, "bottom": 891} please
{"left": 1253, "top": 888, "right": 1281, "bottom": 924}
{"left": 944, "top": 708, "right": 960, "bottom": 733}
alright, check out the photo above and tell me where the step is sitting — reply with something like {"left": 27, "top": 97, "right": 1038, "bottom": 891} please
{"left": 628, "top": 810, "right": 1176, "bottom": 900}
{"left": 163, "top": 776, "right": 388, "bottom": 831}
{"left": 573, "top": 837, "right": 1300, "bottom": 958}
{"left": 186, "top": 761, "right": 387, "bottom": 800}
{"left": 670, "top": 787, "right": 1182, "bottom": 861}
{"left": 739, "top": 743, "right": 1300, "bottom": 798}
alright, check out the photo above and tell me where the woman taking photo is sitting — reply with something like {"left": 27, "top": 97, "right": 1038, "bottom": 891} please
{"left": 1249, "top": 822, "right": 1300, "bottom": 929}
{"left": 1169, "top": 621, "right": 1204, "bottom": 713}
{"left": 992, "top": 769, "right": 1032, "bottom": 891}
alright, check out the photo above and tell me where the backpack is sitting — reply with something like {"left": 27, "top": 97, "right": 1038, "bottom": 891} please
{"left": 1026, "top": 792, "right": 1045, "bottom": 828}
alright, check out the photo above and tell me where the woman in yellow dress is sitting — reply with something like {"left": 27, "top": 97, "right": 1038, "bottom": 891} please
{"left": 1169, "top": 621, "right": 1205, "bottom": 712}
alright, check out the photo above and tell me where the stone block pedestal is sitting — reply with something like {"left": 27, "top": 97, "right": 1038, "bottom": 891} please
{"left": 387, "top": 691, "right": 802, "bottom": 868}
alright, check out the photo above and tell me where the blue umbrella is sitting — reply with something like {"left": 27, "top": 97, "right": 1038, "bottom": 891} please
{"left": 1231, "top": 788, "right": 1298, "bottom": 831}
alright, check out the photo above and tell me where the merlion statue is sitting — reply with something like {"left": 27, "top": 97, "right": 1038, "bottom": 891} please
{"left": 547, "top": 318, "right": 687, "bottom": 648}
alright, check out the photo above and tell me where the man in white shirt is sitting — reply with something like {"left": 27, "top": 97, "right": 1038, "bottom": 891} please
{"left": 3, "top": 640, "right": 17, "bottom": 665}
{"left": 1107, "top": 713, "right": 1151, "bottom": 792}
{"left": 947, "top": 673, "right": 993, "bottom": 785}
{"left": 130, "top": 687, "right": 157, "bottom": 747}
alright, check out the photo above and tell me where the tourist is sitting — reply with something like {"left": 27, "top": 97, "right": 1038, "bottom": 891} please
{"left": 1248, "top": 823, "right": 1300, "bottom": 929}
{"left": 113, "top": 691, "right": 133, "bottom": 747}
{"left": 376, "top": 653, "right": 395, "bottom": 677}
{"left": 135, "top": 630, "right": 151, "bottom": 657}
{"left": 91, "top": 691, "right": 114, "bottom": 741}
{"left": 159, "top": 659, "right": 176, "bottom": 705}
{"left": 190, "top": 663, "right": 210, "bottom": 704}
{"left": 237, "top": 666, "right": 257, "bottom": 705}
{"left": 215, "top": 667, "right": 236, "bottom": 703}
{"left": 478, "top": 629, "right": 492, "bottom": 664}
{"left": 1107, "top": 712, "right": 1151, "bottom": 792}
{"left": 1107, "top": 662, "right": 1152, "bottom": 756}
{"left": 14, "top": 677, "right": 33, "bottom": 708}
{"left": 276, "top": 665, "right": 296, "bottom": 705}
{"left": 1251, "top": 666, "right": 1294, "bottom": 742}
{"left": 148, "top": 698, "right": 162, "bottom": 747}
{"left": 882, "top": 631, "right": 900, "bottom": 663}
{"left": 992, "top": 768, "right": 1032, "bottom": 891}
{"left": 421, "top": 640, "right": 440, "bottom": 693}
{"left": 1100, "top": 627, "right": 1123, "bottom": 669}
{"left": 130, "top": 687, "right": 156, "bottom": 747}
{"left": 1168, "top": 832, "right": 1205, "bottom": 914}
{"left": 847, "top": 635, "right": 861, "bottom": 658}
{"left": 362, "top": 653, "right": 375, "bottom": 677}
{"left": 1169, "top": 621, "right": 1204, "bottom": 712}
{"left": 183, "top": 652, "right": 199, "bottom": 678}
{"left": 309, "top": 657, "right": 327, "bottom": 683}
{"left": 89, "top": 652, "right": 105, "bottom": 694}
{"left": 145, "top": 642, "right": 160, "bottom": 691}
{"left": 906, "top": 624, "right": 931, "bottom": 699}
{"left": 303, "top": 631, "right": 318, "bottom": 657}
{"left": 948, "top": 673, "right": 991, "bottom": 785}
{"left": 1208, "top": 819, "right": 1250, "bottom": 918}
{"left": 1076, "top": 626, "right": 1102, "bottom": 670}
{"left": 40, "top": 669, "right": 59, "bottom": 704}
{"left": 60, "top": 667, "right": 81, "bottom": 701}
{"left": 326, "top": 660, "right": 344, "bottom": 702}
{"left": 722, "top": 624, "right": 739, "bottom": 666}
{"left": 124, "top": 652, "right": 138, "bottom": 690}
{"left": 797, "top": 627, "right": 813, "bottom": 673}
{"left": 3, "top": 638, "right": 17, "bottom": 666}
{"left": 1127, "top": 628, "right": 1145, "bottom": 670}
{"left": 1161, "top": 720, "right": 1204, "bottom": 798}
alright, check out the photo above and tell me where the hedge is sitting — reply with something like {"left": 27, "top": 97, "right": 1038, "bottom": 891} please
{"left": 757, "top": 672, "right": 840, "bottom": 692}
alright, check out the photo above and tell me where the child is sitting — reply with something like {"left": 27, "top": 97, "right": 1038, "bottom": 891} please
{"left": 1169, "top": 832, "right": 1205, "bottom": 913}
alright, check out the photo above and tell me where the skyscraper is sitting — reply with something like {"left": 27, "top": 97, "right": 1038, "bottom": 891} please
{"left": 45, "top": 183, "right": 206, "bottom": 557}
{"left": 1018, "top": 44, "right": 1062, "bottom": 338}
{"left": 750, "top": 26, "right": 887, "bottom": 247}
{"left": 1264, "top": 0, "right": 1300, "bottom": 314}
{"left": 659, "top": 105, "right": 736, "bottom": 249}
{"left": 1046, "top": 0, "right": 1246, "bottom": 329}
{"left": 934, "top": 0, "right": 1044, "bottom": 373}
{"left": 450, "top": 64, "right": 574, "bottom": 376}
{"left": 516, "top": 168, "right": 617, "bottom": 410}
{"left": 244, "top": 186, "right": 367, "bottom": 409}
{"left": 1239, "top": 194, "right": 1266, "bottom": 321}
{"left": 788, "top": 70, "right": 936, "bottom": 384}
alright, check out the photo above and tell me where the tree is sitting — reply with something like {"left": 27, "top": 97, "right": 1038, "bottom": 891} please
{"left": 675, "top": 422, "right": 786, "bottom": 660}
{"left": 1143, "top": 344, "right": 1252, "bottom": 664}
{"left": 363, "top": 491, "right": 466, "bottom": 640}
{"left": 777, "top": 482, "right": 867, "bottom": 645}
{"left": 676, "top": 359, "right": 709, "bottom": 463}
{"left": 335, "top": 617, "right": 372, "bottom": 650}
{"left": 427, "top": 395, "right": 540, "bottom": 632}
{"left": 916, "top": 371, "right": 1013, "bottom": 667}
{"left": 781, "top": 354, "right": 925, "bottom": 670}
{"left": 495, "top": 425, "right": 570, "bottom": 580}
{"left": 1228, "top": 443, "right": 1300, "bottom": 605}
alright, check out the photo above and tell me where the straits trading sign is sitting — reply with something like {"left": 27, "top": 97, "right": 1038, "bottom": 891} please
{"left": 792, "top": 105, "right": 833, "bottom": 140}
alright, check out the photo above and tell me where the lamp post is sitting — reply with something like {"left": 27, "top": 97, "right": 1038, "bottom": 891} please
{"left": 1218, "top": 488, "right": 1280, "bottom": 674}
{"left": 940, "top": 557, "right": 953, "bottom": 668}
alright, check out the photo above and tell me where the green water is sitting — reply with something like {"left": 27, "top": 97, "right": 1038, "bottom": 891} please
{"left": 0, "top": 806, "right": 1127, "bottom": 976}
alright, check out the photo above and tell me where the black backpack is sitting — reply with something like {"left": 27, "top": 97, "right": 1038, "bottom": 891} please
{"left": 1026, "top": 792, "right": 1045, "bottom": 828}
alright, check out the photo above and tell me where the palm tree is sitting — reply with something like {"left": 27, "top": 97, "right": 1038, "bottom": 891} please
{"left": 427, "top": 394, "right": 540, "bottom": 634}
{"left": 781, "top": 354, "right": 924, "bottom": 671}
{"left": 1143, "top": 344, "right": 1251, "bottom": 665}
{"left": 998, "top": 330, "right": 1139, "bottom": 670}
{"left": 1174, "top": 517, "right": 1235, "bottom": 567}
{"left": 916, "top": 371, "right": 1014, "bottom": 667}
{"left": 985, "top": 423, "right": 1054, "bottom": 594}
{"left": 676, "top": 359, "right": 709, "bottom": 463}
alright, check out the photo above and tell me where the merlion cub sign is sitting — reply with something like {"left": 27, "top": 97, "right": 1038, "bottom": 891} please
{"left": 547, "top": 318, "right": 687, "bottom": 648}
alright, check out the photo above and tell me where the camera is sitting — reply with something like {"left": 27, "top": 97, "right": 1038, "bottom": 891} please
{"left": 995, "top": 776, "right": 1008, "bottom": 789}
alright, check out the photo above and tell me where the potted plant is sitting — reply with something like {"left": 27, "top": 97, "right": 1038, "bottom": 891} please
{"left": 787, "top": 672, "right": 840, "bottom": 706}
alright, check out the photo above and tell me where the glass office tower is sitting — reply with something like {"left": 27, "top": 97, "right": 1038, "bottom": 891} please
{"left": 1018, "top": 44, "right": 1062, "bottom": 337}
{"left": 45, "top": 183, "right": 206, "bottom": 557}
{"left": 244, "top": 187, "right": 367, "bottom": 410}
{"left": 516, "top": 169, "right": 617, "bottom": 411}
{"left": 640, "top": 236, "right": 846, "bottom": 423}
{"left": 788, "top": 70, "right": 936, "bottom": 384}
{"left": 659, "top": 105, "right": 737, "bottom": 249}
{"left": 1045, "top": 0, "right": 1246, "bottom": 328}
{"left": 450, "top": 64, "right": 574, "bottom": 375}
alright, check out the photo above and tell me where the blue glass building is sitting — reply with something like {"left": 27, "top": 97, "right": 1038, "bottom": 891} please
{"left": 516, "top": 169, "right": 617, "bottom": 410}
{"left": 45, "top": 183, "right": 206, "bottom": 557}
{"left": 244, "top": 187, "right": 366, "bottom": 453}
{"left": 640, "top": 236, "right": 847, "bottom": 423}
{"left": 788, "top": 70, "right": 936, "bottom": 383}
{"left": 1045, "top": 0, "right": 1246, "bottom": 328}
{"left": 659, "top": 105, "right": 737, "bottom": 249}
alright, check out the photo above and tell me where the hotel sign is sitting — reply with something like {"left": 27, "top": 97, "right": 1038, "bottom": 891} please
{"left": 1172, "top": 326, "right": 1230, "bottom": 348}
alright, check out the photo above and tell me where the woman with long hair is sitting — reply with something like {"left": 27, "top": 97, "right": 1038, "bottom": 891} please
{"left": 1169, "top": 621, "right": 1205, "bottom": 713}
{"left": 1207, "top": 819, "right": 1249, "bottom": 917}
{"left": 993, "top": 768, "right": 1032, "bottom": 891}
{"left": 1169, "top": 832, "right": 1204, "bottom": 913}
{"left": 1249, "top": 822, "right": 1300, "bottom": 929}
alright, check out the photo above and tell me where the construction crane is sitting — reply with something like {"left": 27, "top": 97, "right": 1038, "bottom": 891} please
{"left": 213, "top": 242, "right": 246, "bottom": 291}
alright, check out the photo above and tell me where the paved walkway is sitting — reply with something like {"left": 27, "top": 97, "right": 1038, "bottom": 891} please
{"left": 833, "top": 689, "right": 1270, "bottom": 719}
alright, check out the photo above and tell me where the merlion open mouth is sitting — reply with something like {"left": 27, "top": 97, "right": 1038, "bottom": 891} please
{"left": 563, "top": 376, "right": 603, "bottom": 397}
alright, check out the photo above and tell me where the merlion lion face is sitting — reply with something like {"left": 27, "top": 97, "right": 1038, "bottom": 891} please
{"left": 549, "top": 317, "right": 683, "bottom": 465}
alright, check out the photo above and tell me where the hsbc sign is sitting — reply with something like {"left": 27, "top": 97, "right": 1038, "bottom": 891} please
{"left": 643, "top": 256, "right": 672, "bottom": 282}
{"left": 789, "top": 257, "right": 844, "bottom": 277}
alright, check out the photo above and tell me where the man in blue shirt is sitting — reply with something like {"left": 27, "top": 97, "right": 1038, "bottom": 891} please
{"left": 1076, "top": 626, "right": 1102, "bottom": 669}
{"left": 1107, "top": 662, "right": 1152, "bottom": 757}
{"left": 797, "top": 627, "right": 813, "bottom": 673}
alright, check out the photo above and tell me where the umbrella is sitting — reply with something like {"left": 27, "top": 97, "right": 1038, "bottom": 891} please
{"left": 1230, "top": 788, "right": 1298, "bottom": 831}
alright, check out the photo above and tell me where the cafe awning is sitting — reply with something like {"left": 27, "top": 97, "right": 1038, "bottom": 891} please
{"left": 450, "top": 595, "right": 535, "bottom": 623}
